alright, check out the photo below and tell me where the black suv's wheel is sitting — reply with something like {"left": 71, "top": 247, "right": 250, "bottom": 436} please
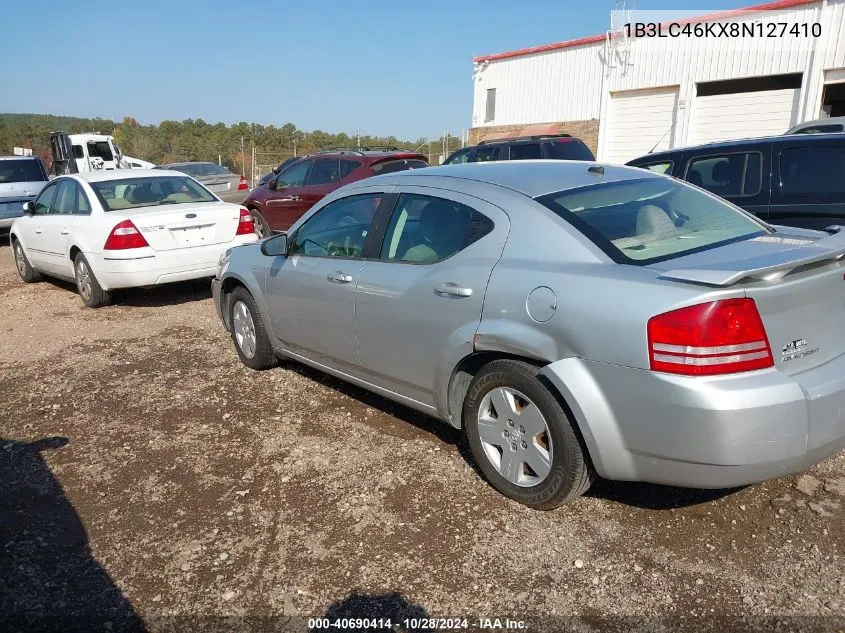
{"left": 463, "top": 359, "right": 594, "bottom": 509}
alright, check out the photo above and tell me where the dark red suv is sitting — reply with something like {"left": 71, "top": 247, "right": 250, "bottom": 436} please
{"left": 244, "top": 148, "right": 428, "bottom": 235}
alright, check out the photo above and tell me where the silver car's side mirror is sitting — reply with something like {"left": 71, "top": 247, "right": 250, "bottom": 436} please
{"left": 261, "top": 233, "right": 287, "bottom": 257}
{"left": 22, "top": 201, "right": 35, "bottom": 215}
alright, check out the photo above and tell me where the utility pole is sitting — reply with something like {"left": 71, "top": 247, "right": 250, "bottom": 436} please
{"left": 239, "top": 136, "right": 245, "bottom": 176}
{"left": 293, "top": 138, "right": 297, "bottom": 157}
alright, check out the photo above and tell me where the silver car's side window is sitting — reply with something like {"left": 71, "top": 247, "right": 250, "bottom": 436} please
{"left": 379, "top": 193, "right": 494, "bottom": 264}
{"left": 289, "top": 193, "right": 382, "bottom": 259}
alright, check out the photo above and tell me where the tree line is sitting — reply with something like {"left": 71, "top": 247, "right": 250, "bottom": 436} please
{"left": 0, "top": 113, "right": 463, "bottom": 172}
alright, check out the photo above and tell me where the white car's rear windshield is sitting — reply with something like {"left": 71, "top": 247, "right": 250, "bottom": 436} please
{"left": 90, "top": 176, "right": 216, "bottom": 211}
{"left": 536, "top": 177, "right": 769, "bottom": 265}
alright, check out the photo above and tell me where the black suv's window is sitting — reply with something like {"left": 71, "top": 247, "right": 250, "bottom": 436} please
{"left": 544, "top": 139, "right": 595, "bottom": 161}
{"left": 474, "top": 146, "right": 499, "bottom": 162}
{"left": 637, "top": 161, "right": 673, "bottom": 174}
{"left": 370, "top": 158, "right": 428, "bottom": 175}
{"left": 290, "top": 193, "right": 382, "bottom": 258}
{"left": 780, "top": 146, "right": 845, "bottom": 194}
{"left": 792, "top": 124, "right": 844, "bottom": 134}
{"left": 0, "top": 159, "right": 46, "bottom": 183}
{"left": 509, "top": 143, "right": 542, "bottom": 160}
{"left": 379, "top": 193, "right": 494, "bottom": 263}
{"left": 307, "top": 158, "right": 340, "bottom": 185}
{"left": 685, "top": 153, "right": 762, "bottom": 197}
{"left": 445, "top": 148, "right": 472, "bottom": 165}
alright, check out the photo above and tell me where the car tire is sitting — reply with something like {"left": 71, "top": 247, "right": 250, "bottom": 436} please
{"left": 73, "top": 252, "right": 112, "bottom": 308}
{"left": 229, "top": 286, "right": 276, "bottom": 370}
{"left": 250, "top": 209, "right": 271, "bottom": 239}
{"left": 463, "top": 359, "right": 594, "bottom": 510}
{"left": 12, "top": 238, "right": 44, "bottom": 283}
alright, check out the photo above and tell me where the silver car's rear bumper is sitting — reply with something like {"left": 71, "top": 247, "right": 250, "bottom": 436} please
{"left": 542, "top": 354, "right": 845, "bottom": 488}
{"left": 218, "top": 190, "right": 249, "bottom": 205}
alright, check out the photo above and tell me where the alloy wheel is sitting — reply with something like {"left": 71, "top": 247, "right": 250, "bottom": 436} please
{"left": 14, "top": 244, "right": 26, "bottom": 277}
{"left": 75, "top": 260, "right": 92, "bottom": 302}
{"left": 232, "top": 300, "right": 257, "bottom": 358}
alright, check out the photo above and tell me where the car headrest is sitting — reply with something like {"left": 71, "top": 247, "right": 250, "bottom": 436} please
{"left": 711, "top": 160, "right": 733, "bottom": 183}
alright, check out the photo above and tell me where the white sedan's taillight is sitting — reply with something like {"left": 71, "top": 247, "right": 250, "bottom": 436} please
{"left": 648, "top": 299, "right": 773, "bottom": 376}
{"left": 104, "top": 220, "right": 149, "bottom": 250}
{"left": 236, "top": 208, "right": 255, "bottom": 236}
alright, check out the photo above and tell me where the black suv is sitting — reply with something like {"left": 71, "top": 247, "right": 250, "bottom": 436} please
{"left": 443, "top": 134, "right": 595, "bottom": 165}
{"left": 627, "top": 133, "right": 845, "bottom": 231}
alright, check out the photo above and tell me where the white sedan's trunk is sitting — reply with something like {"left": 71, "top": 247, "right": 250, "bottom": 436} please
{"left": 121, "top": 202, "right": 242, "bottom": 251}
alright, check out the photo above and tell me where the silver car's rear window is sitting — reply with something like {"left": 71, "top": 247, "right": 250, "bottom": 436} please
{"left": 536, "top": 177, "right": 769, "bottom": 265}
{"left": 166, "top": 163, "right": 231, "bottom": 177}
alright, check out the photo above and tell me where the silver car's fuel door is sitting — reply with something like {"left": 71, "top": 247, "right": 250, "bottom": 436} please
{"left": 354, "top": 186, "right": 510, "bottom": 410}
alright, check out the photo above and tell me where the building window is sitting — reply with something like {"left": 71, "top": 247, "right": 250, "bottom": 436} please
{"left": 485, "top": 88, "right": 496, "bottom": 122}
{"left": 696, "top": 73, "right": 802, "bottom": 97}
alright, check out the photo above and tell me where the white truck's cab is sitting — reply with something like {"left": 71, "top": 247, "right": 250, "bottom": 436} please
{"left": 49, "top": 131, "right": 151, "bottom": 175}
{"left": 68, "top": 133, "right": 123, "bottom": 172}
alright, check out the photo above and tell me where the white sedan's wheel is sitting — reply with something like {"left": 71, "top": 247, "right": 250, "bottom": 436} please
{"left": 13, "top": 240, "right": 43, "bottom": 283}
{"left": 73, "top": 253, "right": 111, "bottom": 308}
{"left": 75, "top": 259, "right": 93, "bottom": 303}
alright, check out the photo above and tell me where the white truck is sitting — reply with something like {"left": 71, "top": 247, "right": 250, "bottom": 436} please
{"left": 49, "top": 131, "right": 151, "bottom": 175}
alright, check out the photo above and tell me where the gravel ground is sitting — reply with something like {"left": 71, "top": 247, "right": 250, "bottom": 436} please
{"left": 0, "top": 238, "right": 843, "bottom": 633}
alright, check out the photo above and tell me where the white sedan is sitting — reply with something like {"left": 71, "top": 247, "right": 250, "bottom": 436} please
{"left": 9, "top": 169, "right": 258, "bottom": 307}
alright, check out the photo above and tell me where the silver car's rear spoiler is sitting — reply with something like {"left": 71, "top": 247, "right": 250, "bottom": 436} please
{"left": 657, "top": 231, "right": 845, "bottom": 287}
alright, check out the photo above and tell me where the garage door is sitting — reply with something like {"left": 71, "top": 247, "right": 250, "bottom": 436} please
{"left": 690, "top": 88, "right": 799, "bottom": 145}
{"left": 603, "top": 87, "right": 679, "bottom": 165}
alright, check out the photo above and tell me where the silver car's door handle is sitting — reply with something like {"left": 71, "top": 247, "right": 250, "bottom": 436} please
{"left": 327, "top": 271, "right": 353, "bottom": 284}
{"left": 34, "top": 228, "right": 42, "bottom": 234}
{"left": 434, "top": 282, "right": 473, "bottom": 298}
{"left": 60, "top": 229, "right": 70, "bottom": 235}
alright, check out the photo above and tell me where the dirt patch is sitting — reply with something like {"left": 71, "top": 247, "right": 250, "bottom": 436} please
{"left": 0, "top": 241, "right": 843, "bottom": 632}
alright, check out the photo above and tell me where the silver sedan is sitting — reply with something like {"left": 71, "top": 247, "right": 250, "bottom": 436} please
{"left": 158, "top": 162, "right": 249, "bottom": 204}
{"left": 212, "top": 161, "right": 845, "bottom": 509}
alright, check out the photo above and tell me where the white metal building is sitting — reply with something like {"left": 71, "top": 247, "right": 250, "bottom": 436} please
{"left": 470, "top": 0, "right": 845, "bottom": 163}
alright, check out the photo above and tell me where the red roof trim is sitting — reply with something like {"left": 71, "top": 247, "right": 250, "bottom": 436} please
{"left": 471, "top": 0, "right": 819, "bottom": 63}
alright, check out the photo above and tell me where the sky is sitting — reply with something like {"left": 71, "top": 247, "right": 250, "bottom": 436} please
{"left": 0, "top": 0, "right": 753, "bottom": 139}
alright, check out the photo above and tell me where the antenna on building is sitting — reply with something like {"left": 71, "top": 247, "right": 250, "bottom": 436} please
{"left": 606, "top": 0, "right": 635, "bottom": 75}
